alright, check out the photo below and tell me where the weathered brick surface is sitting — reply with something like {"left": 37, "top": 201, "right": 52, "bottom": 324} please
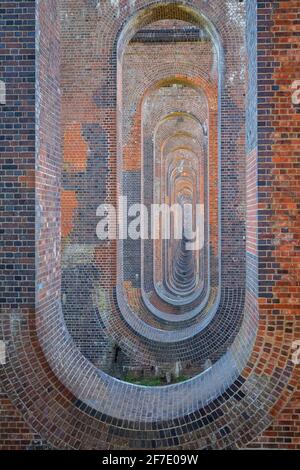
{"left": 0, "top": 391, "right": 50, "bottom": 450}
{"left": 0, "top": 0, "right": 44, "bottom": 450}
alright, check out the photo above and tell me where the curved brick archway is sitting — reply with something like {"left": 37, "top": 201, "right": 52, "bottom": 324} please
{"left": 0, "top": 0, "right": 299, "bottom": 451}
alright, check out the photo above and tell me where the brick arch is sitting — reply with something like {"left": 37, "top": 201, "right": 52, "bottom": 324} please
{"left": 150, "top": 114, "right": 207, "bottom": 310}
{"left": 1, "top": 0, "right": 299, "bottom": 451}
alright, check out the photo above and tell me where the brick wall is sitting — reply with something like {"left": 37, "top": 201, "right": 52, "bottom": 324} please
{"left": 0, "top": 390, "right": 50, "bottom": 450}
{"left": 247, "top": 0, "right": 300, "bottom": 450}
{"left": 0, "top": 0, "right": 41, "bottom": 450}
{"left": 0, "top": 0, "right": 62, "bottom": 450}
{"left": 0, "top": 0, "right": 299, "bottom": 450}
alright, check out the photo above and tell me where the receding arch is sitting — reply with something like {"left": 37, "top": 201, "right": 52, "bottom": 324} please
{"left": 24, "top": 0, "right": 292, "bottom": 452}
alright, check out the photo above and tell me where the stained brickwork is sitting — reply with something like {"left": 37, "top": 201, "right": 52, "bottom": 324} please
{"left": 0, "top": 0, "right": 299, "bottom": 451}
{"left": 246, "top": 0, "right": 300, "bottom": 450}
{"left": 0, "top": 390, "right": 51, "bottom": 450}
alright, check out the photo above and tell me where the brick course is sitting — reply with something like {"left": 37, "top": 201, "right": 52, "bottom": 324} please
{"left": 0, "top": 0, "right": 299, "bottom": 450}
